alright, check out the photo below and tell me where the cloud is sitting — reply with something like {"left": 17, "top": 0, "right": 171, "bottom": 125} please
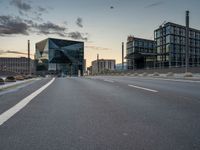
{"left": 32, "top": 22, "right": 67, "bottom": 37}
{"left": 37, "top": 6, "right": 47, "bottom": 13}
{"left": 0, "top": 50, "right": 33, "bottom": 56}
{"left": 0, "top": 15, "right": 88, "bottom": 41}
{"left": 85, "top": 46, "right": 111, "bottom": 51}
{"left": 145, "top": 1, "right": 164, "bottom": 8}
{"left": 68, "top": 32, "right": 88, "bottom": 41}
{"left": 0, "top": 15, "right": 29, "bottom": 35}
{"left": 76, "top": 17, "right": 83, "bottom": 28}
{"left": 10, "top": 0, "right": 32, "bottom": 12}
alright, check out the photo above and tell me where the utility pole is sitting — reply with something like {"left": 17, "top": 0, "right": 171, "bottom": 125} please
{"left": 122, "top": 42, "right": 124, "bottom": 70}
{"left": 28, "top": 40, "right": 30, "bottom": 75}
{"left": 185, "top": 10, "right": 189, "bottom": 73}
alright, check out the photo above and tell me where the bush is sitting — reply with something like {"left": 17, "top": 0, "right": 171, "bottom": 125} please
{"left": 132, "top": 73, "right": 138, "bottom": 76}
{"left": 0, "top": 78, "right": 5, "bottom": 85}
{"left": 166, "top": 72, "right": 174, "bottom": 77}
{"left": 141, "top": 72, "right": 148, "bottom": 77}
{"left": 153, "top": 72, "right": 160, "bottom": 77}
{"left": 15, "top": 75, "right": 24, "bottom": 80}
{"left": 5, "top": 76, "right": 16, "bottom": 82}
{"left": 184, "top": 72, "right": 193, "bottom": 77}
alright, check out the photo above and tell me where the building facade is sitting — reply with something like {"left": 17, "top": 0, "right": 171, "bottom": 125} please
{"left": 154, "top": 22, "right": 200, "bottom": 68}
{"left": 35, "top": 38, "right": 84, "bottom": 76}
{"left": 91, "top": 59, "right": 116, "bottom": 74}
{"left": 0, "top": 57, "right": 35, "bottom": 74}
{"left": 126, "top": 36, "right": 156, "bottom": 70}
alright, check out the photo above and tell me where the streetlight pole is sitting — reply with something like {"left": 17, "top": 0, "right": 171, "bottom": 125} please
{"left": 28, "top": 40, "right": 30, "bottom": 75}
{"left": 185, "top": 10, "right": 189, "bottom": 73}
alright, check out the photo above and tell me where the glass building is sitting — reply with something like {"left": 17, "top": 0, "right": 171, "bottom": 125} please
{"left": 35, "top": 38, "right": 84, "bottom": 76}
{"left": 154, "top": 22, "right": 200, "bottom": 68}
{"left": 126, "top": 36, "right": 156, "bottom": 70}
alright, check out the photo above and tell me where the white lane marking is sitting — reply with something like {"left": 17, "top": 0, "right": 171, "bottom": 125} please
{"left": 103, "top": 79, "right": 114, "bottom": 83}
{"left": 0, "top": 78, "right": 55, "bottom": 126}
{"left": 128, "top": 84, "right": 158, "bottom": 93}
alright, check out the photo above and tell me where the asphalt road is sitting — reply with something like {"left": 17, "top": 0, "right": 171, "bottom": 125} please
{"left": 0, "top": 76, "right": 200, "bottom": 150}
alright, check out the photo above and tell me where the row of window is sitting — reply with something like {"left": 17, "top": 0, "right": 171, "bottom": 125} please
{"left": 157, "top": 35, "right": 200, "bottom": 46}
{"left": 156, "top": 25, "right": 200, "bottom": 39}
{"left": 157, "top": 44, "right": 200, "bottom": 54}
{"left": 157, "top": 56, "right": 200, "bottom": 62}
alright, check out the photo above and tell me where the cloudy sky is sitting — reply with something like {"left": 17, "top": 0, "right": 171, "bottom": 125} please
{"left": 0, "top": 0, "right": 200, "bottom": 66}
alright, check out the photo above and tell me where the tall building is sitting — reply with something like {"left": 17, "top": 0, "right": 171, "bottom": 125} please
{"left": 0, "top": 57, "right": 35, "bottom": 74}
{"left": 92, "top": 59, "right": 116, "bottom": 74}
{"left": 126, "top": 36, "right": 156, "bottom": 70}
{"left": 35, "top": 38, "right": 84, "bottom": 76}
{"left": 154, "top": 22, "right": 200, "bottom": 68}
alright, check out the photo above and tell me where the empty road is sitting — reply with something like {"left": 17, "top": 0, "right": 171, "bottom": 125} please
{"left": 0, "top": 76, "right": 200, "bottom": 150}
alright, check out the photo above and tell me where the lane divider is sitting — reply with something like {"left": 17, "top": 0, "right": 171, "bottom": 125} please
{"left": 128, "top": 84, "right": 158, "bottom": 93}
{"left": 0, "top": 78, "right": 55, "bottom": 126}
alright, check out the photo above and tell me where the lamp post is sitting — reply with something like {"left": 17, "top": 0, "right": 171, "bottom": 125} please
{"left": 185, "top": 10, "right": 189, "bottom": 73}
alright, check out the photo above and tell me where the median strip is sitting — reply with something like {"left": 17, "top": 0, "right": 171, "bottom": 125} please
{"left": 128, "top": 84, "right": 158, "bottom": 93}
{"left": 0, "top": 78, "right": 55, "bottom": 126}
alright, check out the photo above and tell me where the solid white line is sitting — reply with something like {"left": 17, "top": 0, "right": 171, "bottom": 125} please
{"left": 0, "top": 78, "right": 55, "bottom": 126}
{"left": 128, "top": 84, "right": 158, "bottom": 93}
{"left": 104, "top": 79, "right": 114, "bottom": 83}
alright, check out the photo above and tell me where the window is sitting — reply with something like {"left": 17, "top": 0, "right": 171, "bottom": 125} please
{"left": 166, "top": 26, "right": 172, "bottom": 35}
{"left": 156, "top": 30, "right": 161, "bottom": 38}
{"left": 166, "top": 44, "right": 171, "bottom": 53}
{"left": 166, "top": 35, "right": 170, "bottom": 43}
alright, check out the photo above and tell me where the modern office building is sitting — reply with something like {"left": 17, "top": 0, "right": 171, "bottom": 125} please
{"left": 0, "top": 57, "right": 35, "bottom": 74}
{"left": 126, "top": 36, "right": 156, "bottom": 70}
{"left": 154, "top": 22, "right": 200, "bottom": 68}
{"left": 91, "top": 59, "right": 116, "bottom": 74}
{"left": 35, "top": 38, "right": 84, "bottom": 76}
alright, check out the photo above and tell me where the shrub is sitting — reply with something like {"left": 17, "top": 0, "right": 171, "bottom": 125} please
{"left": 5, "top": 76, "right": 16, "bottom": 82}
{"left": 153, "top": 72, "right": 160, "bottom": 76}
{"left": 0, "top": 78, "right": 5, "bottom": 85}
{"left": 184, "top": 72, "right": 193, "bottom": 77}
{"left": 15, "top": 75, "right": 24, "bottom": 80}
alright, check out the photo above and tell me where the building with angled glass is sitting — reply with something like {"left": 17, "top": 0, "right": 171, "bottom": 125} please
{"left": 126, "top": 36, "right": 156, "bottom": 70}
{"left": 35, "top": 38, "right": 84, "bottom": 76}
{"left": 154, "top": 22, "right": 200, "bottom": 68}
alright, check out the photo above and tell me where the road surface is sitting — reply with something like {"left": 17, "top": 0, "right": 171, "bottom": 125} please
{"left": 0, "top": 76, "right": 200, "bottom": 150}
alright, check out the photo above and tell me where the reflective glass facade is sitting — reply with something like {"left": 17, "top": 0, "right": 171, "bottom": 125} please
{"left": 35, "top": 38, "right": 84, "bottom": 76}
{"left": 155, "top": 22, "right": 200, "bottom": 68}
{"left": 126, "top": 36, "right": 156, "bottom": 70}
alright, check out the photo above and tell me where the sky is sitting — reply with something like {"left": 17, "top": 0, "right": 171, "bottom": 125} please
{"left": 0, "top": 0, "right": 200, "bottom": 67}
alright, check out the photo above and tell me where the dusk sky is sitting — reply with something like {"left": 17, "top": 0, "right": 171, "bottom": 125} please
{"left": 0, "top": 0, "right": 200, "bottom": 66}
